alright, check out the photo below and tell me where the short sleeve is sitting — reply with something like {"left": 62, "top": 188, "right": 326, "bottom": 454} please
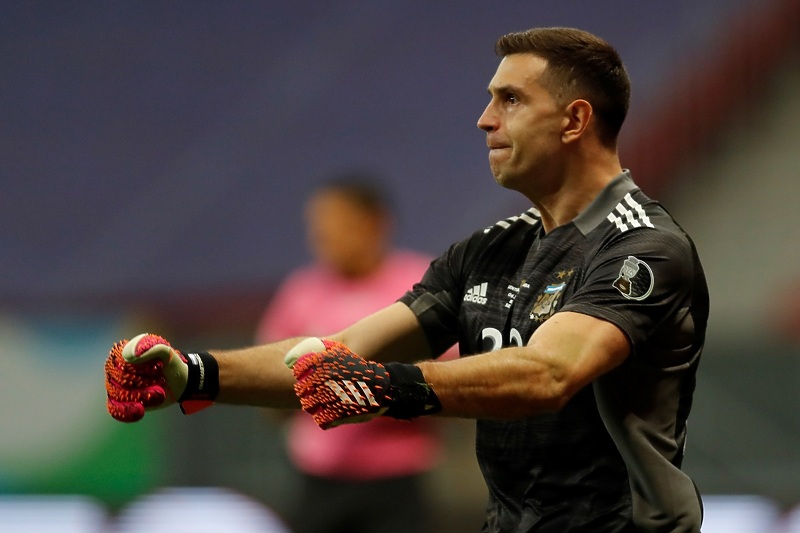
{"left": 560, "top": 227, "right": 696, "bottom": 351}
{"left": 399, "top": 240, "right": 468, "bottom": 356}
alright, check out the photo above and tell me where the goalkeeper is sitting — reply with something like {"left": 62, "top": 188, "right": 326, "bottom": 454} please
{"left": 105, "top": 27, "right": 709, "bottom": 533}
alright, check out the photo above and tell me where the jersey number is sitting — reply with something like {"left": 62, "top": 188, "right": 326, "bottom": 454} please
{"left": 481, "top": 327, "right": 524, "bottom": 352}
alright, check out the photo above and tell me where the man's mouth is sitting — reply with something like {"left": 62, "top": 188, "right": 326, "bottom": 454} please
{"left": 488, "top": 145, "right": 510, "bottom": 155}
{"left": 486, "top": 137, "right": 509, "bottom": 151}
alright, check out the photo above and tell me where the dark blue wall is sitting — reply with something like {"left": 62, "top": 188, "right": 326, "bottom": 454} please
{"left": 0, "top": 0, "right": 759, "bottom": 303}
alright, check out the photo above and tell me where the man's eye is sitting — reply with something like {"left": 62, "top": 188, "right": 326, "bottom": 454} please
{"left": 506, "top": 94, "right": 519, "bottom": 104}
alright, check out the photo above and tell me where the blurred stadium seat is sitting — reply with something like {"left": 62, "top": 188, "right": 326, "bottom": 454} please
{"left": 0, "top": 494, "right": 108, "bottom": 533}
{"left": 113, "top": 487, "right": 289, "bottom": 533}
{"left": 701, "top": 494, "right": 781, "bottom": 533}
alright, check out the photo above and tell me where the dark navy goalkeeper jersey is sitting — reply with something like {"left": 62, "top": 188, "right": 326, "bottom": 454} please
{"left": 399, "top": 171, "right": 709, "bottom": 532}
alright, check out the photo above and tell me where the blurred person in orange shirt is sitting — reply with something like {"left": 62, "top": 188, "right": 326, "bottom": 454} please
{"left": 256, "top": 173, "right": 448, "bottom": 533}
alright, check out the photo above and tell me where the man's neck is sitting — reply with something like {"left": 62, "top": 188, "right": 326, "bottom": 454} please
{"left": 532, "top": 152, "right": 622, "bottom": 234}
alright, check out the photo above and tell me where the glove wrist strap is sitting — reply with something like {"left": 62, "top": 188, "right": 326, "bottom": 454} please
{"left": 383, "top": 363, "right": 442, "bottom": 419}
{"left": 179, "top": 351, "right": 219, "bottom": 415}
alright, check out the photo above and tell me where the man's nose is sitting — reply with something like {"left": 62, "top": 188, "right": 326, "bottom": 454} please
{"left": 477, "top": 104, "right": 497, "bottom": 132}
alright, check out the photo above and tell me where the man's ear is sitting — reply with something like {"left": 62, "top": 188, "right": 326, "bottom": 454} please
{"left": 561, "top": 99, "right": 593, "bottom": 143}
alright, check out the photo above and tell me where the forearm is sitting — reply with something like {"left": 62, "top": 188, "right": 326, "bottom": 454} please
{"left": 417, "top": 346, "right": 570, "bottom": 419}
{"left": 205, "top": 304, "right": 432, "bottom": 410}
{"left": 212, "top": 337, "right": 306, "bottom": 408}
{"left": 416, "top": 312, "right": 630, "bottom": 420}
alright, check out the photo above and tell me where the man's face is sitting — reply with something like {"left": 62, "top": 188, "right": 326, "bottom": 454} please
{"left": 305, "top": 190, "right": 386, "bottom": 277}
{"left": 477, "top": 54, "right": 567, "bottom": 195}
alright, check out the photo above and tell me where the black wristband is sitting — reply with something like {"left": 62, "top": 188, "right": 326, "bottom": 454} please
{"left": 179, "top": 351, "right": 220, "bottom": 403}
{"left": 383, "top": 362, "right": 442, "bottom": 419}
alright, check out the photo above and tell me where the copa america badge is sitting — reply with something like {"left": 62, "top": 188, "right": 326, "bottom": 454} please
{"left": 612, "top": 256, "right": 654, "bottom": 300}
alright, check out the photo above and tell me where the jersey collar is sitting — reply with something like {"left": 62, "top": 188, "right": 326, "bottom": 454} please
{"left": 572, "top": 170, "right": 639, "bottom": 236}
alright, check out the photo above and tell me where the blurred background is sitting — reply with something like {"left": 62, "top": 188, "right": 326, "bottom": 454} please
{"left": 2, "top": 0, "right": 800, "bottom": 531}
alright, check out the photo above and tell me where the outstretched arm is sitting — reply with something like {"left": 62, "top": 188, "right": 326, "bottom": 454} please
{"left": 212, "top": 337, "right": 306, "bottom": 408}
{"left": 417, "top": 311, "right": 630, "bottom": 419}
{"left": 212, "top": 302, "right": 432, "bottom": 407}
{"left": 289, "top": 310, "right": 630, "bottom": 428}
{"left": 105, "top": 301, "right": 435, "bottom": 421}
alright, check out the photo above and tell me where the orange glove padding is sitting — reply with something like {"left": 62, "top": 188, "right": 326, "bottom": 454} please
{"left": 285, "top": 338, "right": 441, "bottom": 429}
{"left": 105, "top": 333, "right": 217, "bottom": 422}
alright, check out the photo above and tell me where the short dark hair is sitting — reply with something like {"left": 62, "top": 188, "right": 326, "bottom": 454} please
{"left": 495, "top": 27, "right": 630, "bottom": 146}
{"left": 316, "top": 172, "right": 392, "bottom": 216}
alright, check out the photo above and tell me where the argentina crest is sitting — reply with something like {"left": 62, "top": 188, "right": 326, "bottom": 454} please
{"left": 530, "top": 270, "right": 573, "bottom": 322}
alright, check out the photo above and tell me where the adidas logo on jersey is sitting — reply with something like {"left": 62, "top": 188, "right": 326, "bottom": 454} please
{"left": 607, "top": 193, "right": 654, "bottom": 233}
{"left": 483, "top": 208, "right": 540, "bottom": 233}
{"left": 464, "top": 282, "right": 488, "bottom": 305}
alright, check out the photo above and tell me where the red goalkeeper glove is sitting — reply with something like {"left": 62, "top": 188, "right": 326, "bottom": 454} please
{"left": 284, "top": 338, "right": 441, "bottom": 429}
{"left": 104, "top": 333, "right": 219, "bottom": 422}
